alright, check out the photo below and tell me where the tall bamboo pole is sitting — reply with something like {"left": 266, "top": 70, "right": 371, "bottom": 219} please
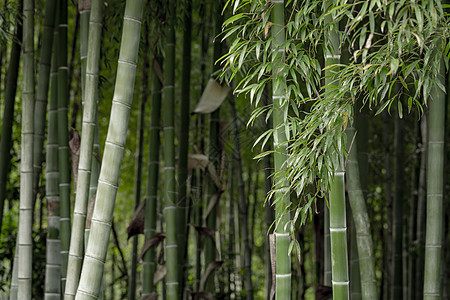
{"left": 18, "top": 0, "right": 35, "bottom": 297}
{"left": 392, "top": 110, "right": 404, "bottom": 299}
{"left": 128, "top": 26, "right": 148, "bottom": 299}
{"left": 204, "top": 1, "right": 224, "bottom": 293}
{"left": 65, "top": 0, "right": 103, "bottom": 297}
{"left": 324, "top": 1, "right": 349, "bottom": 298}
{"left": 0, "top": 0, "right": 22, "bottom": 232}
{"left": 230, "top": 95, "right": 253, "bottom": 299}
{"left": 177, "top": 0, "right": 192, "bottom": 295}
{"left": 271, "top": 0, "right": 291, "bottom": 298}
{"left": 346, "top": 125, "right": 378, "bottom": 299}
{"left": 142, "top": 54, "right": 162, "bottom": 299}
{"left": 423, "top": 61, "right": 445, "bottom": 300}
{"left": 262, "top": 87, "right": 275, "bottom": 300}
{"left": 75, "top": 0, "right": 145, "bottom": 298}
{"left": 32, "top": 0, "right": 57, "bottom": 200}
{"left": 161, "top": 0, "right": 178, "bottom": 296}
{"left": 44, "top": 31, "right": 61, "bottom": 299}
{"left": 57, "top": 1, "right": 71, "bottom": 293}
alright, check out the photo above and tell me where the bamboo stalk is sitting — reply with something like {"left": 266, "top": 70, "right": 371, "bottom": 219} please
{"left": 0, "top": 0, "right": 22, "bottom": 233}
{"left": 323, "top": 1, "right": 349, "bottom": 298}
{"left": 75, "top": 0, "right": 145, "bottom": 298}
{"left": 33, "top": 0, "right": 57, "bottom": 201}
{"left": 423, "top": 60, "right": 445, "bottom": 300}
{"left": 346, "top": 125, "right": 378, "bottom": 299}
{"left": 162, "top": 0, "right": 178, "bottom": 296}
{"left": 45, "top": 29, "right": 61, "bottom": 299}
{"left": 271, "top": 0, "right": 291, "bottom": 298}
{"left": 142, "top": 54, "right": 162, "bottom": 298}
{"left": 56, "top": 1, "right": 71, "bottom": 293}
{"left": 18, "top": 0, "right": 35, "bottom": 297}
{"left": 177, "top": 0, "right": 192, "bottom": 295}
{"left": 65, "top": 0, "right": 102, "bottom": 297}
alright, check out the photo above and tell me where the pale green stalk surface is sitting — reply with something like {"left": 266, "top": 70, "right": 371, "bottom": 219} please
{"left": 65, "top": 0, "right": 102, "bottom": 298}
{"left": 18, "top": 0, "right": 35, "bottom": 297}
{"left": 45, "top": 35, "right": 61, "bottom": 299}
{"left": 75, "top": 0, "right": 144, "bottom": 298}
{"left": 423, "top": 61, "right": 445, "bottom": 300}
{"left": 271, "top": 1, "right": 291, "bottom": 299}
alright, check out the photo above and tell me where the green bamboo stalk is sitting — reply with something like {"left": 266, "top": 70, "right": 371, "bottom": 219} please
{"left": 45, "top": 32, "right": 61, "bottom": 299}
{"left": 65, "top": 0, "right": 102, "bottom": 298}
{"left": 177, "top": 0, "right": 192, "bottom": 295}
{"left": 79, "top": 0, "right": 91, "bottom": 110}
{"left": 423, "top": 61, "right": 445, "bottom": 300}
{"left": 204, "top": 2, "right": 224, "bottom": 293}
{"left": 415, "top": 115, "right": 427, "bottom": 300}
{"left": 18, "top": 0, "right": 35, "bottom": 297}
{"left": 382, "top": 111, "right": 393, "bottom": 300}
{"left": 227, "top": 162, "right": 236, "bottom": 298}
{"left": 56, "top": 1, "right": 71, "bottom": 293}
{"left": 392, "top": 111, "right": 404, "bottom": 299}
{"left": 271, "top": 1, "right": 291, "bottom": 298}
{"left": 162, "top": 0, "right": 178, "bottom": 296}
{"left": 262, "top": 87, "right": 275, "bottom": 300}
{"left": 9, "top": 236, "right": 19, "bottom": 300}
{"left": 128, "top": 29, "right": 148, "bottom": 300}
{"left": 0, "top": 0, "right": 22, "bottom": 232}
{"left": 324, "top": 1, "right": 349, "bottom": 298}
{"left": 346, "top": 125, "right": 378, "bottom": 299}
{"left": 230, "top": 95, "right": 253, "bottom": 299}
{"left": 408, "top": 117, "right": 420, "bottom": 300}
{"left": 348, "top": 216, "right": 361, "bottom": 300}
{"left": 324, "top": 203, "right": 331, "bottom": 286}
{"left": 75, "top": 0, "right": 144, "bottom": 298}
{"left": 32, "top": 0, "right": 57, "bottom": 200}
{"left": 142, "top": 54, "right": 162, "bottom": 298}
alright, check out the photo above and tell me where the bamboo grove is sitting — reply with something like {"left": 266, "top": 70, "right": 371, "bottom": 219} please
{"left": 0, "top": 0, "right": 449, "bottom": 299}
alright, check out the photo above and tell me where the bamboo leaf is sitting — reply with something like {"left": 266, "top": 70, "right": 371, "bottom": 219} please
{"left": 397, "top": 100, "right": 403, "bottom": 119}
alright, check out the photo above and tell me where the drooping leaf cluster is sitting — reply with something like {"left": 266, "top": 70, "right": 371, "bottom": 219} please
{"left": 220, "top": 0, "right": 450, "bottom": 231}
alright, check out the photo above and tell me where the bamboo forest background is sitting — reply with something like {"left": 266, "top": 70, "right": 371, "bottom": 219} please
{"left": 0, "top": 0, "right": 449, "bottom": 299}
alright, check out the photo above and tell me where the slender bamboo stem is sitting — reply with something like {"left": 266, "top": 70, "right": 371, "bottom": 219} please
{"left": 162, "top": 0, "right": 178, "bottom": 296}
{"left": 45, "top": 30, "right": 61, "bottom": 299}
{"left": 56, "top": 1, "right": 71, "bottom": 293}
{"left": 65, "top": 0, "right": 102, "bottom": 298}
{"left": 177, "top": 0, "right": 192, "bottom": 295}
{"left": 142, "top": 54, "right": 162, "bottom": 298}
{"left": 392, "top": 110, "right": 404, "bottom": 299}
{"left": 75, "top": 0, "right": 145, "bottom": 298}
{"left": 203, "top": 4, "right": 224, "bottom": 291}
{"left": 33, "top": 0, "right": 57, "bottom": 201}
{"left": 271, "top": 1, "right": 291, "bottom": 298}
{"left": 230, "top": 95, "right": 253, "bottom": 299}
{"left": 18, "top": 0, "right": 35, "bottom": 297}
{"left": 346, "top": 125, "right": 378, "bottom": 299}
{"left": 423, "top": 60, "right": 445, "bottom": 300}
{"left": 0, "top": 0, "right": 22, "bottom": 233}
{"left": 128, "top": 29, "right": 148, "bottom": 299}
{"left": 324, "top": 1, "right": 349, "bottom": 298}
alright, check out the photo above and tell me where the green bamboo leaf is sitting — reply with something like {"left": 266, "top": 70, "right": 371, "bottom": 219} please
{"left": 397, "top": 100, "right": 403, "bottom": 119}
{"left": 390, "top": 58, "right": 399, "bottom": 75}
{"left": 407, "top": 96, "right": 413, "bottom": 113}
{"left": 375, "top": 100, "right": 390, "bottom": 116}
{"left": 222, "top": 13, "right": 245, "bottom": 27}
